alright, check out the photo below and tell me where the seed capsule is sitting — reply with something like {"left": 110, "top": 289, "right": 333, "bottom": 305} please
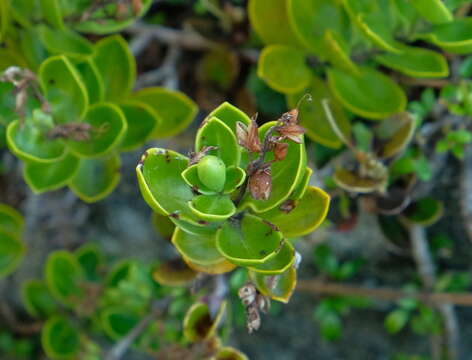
{"left": 197, "top": 155, "right": 226, "bottom": 192}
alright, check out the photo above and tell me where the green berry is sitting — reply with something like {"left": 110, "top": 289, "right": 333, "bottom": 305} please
{"left": 197, "top": 155, "right": 226, "bottom": 192}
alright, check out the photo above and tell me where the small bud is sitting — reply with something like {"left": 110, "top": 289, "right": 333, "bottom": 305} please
{"left": 236, "top": 115, "right": 261, "bottom": 153}
{"left": 197, "top": 155, "right": 226, "bottom": 192}
{"left": 248, "top": 164, "right": 272, "bottom": 200}
{"left": 273, "top": 142, "right": 289, "bottom": 161}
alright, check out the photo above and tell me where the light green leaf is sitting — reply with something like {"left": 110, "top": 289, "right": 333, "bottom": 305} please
{"left": 0, "top": 230, "right": 25, "bottom": 278}
{"left": 41, "top": 316, "right": 80, "bottom": 359}
{"left": 410, "top": 0, "right": 453, "bottom": 24}
{"left": 72, "top": 58, "right": 105, "bottom": 104}
{"left": 39, "top": 0, "right": 64, "bottom": 28}
{"left": 426, "top": 18, "right": 472, "bottom": 54}
{"left": 39, "top": 25, "right": 93, "bottom": 56}
{"left": 249, "top": 266, "right": 297, "bottom": 303}
{"left": 189, "top": 194, "right": 236, "bottom": 222}
{"left": 21, "top": 280, "right": 57, "bottom": 318}
{"left": 249, "top": 241, "right": 295, "bottom": 275}
{"left": 0, "top": 203, "right": 24, "bottom": 235}
{"left": 183, "top": 302, "right": 226, "bottom": 342}
{"left": 100, "top": 308, "right": 140, "bottom": 340}
{"left": 152, "top": 258, "right": 198, "bottom": 286}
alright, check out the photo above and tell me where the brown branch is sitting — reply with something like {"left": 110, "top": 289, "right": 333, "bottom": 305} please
{"left": 0, "top": 300, "right": 42, "bottom": 335}
{"left": 297, "top": 280, "right": 472, "bottom": 307}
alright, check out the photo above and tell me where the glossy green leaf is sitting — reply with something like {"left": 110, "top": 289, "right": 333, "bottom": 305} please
{"left": 375, "top": 45, "right": 449, "bottom": 78}
{"left": 151, "top": 212, "right": 175, "bottom": 241}
{"left": 19, "top": 27, "right": 49, "bottom": 70}
{"left": 41, "top": 316, "right": 80, "bottom": 359}
{"left": 172, "top": 228, "right": 229, "bottom": 269}
{"left": 333, "top": 168, "right": 387, "bottom": 193}
{"left": 257, "top": 45, "right": 311, "bottom": 94}
{"left": 45, "top": 250, "right": 85, "bottom": 306}
{"left": 207, "top": 102, "right": 250, "bottom": 133}
{"left": 119, "top": 100, "right": 159, "bottom": 151}
{"left": 183, "top": 254, "right": 236, "bottom": 274}
{"left": 248, "top": 0, "right": 302, "bottom": 46}
{"left": 133, "top": 87, "right": 197, "bottom": 138}
{"left": 152, "top": 258, "right": 198, "bottom": 286}
{"left": 39, "top": 55, "right": 89, "bottom": 123}
{"left": 198, "top": 47, "right": 239, "bottom": 90}
{"left": 378, "top": 112, "right": 415, "bottom": 158}
{"left": 214, "top": 347, "right": 248, "bottom": 360}
{"left": 106, "top": 260, "right": 132, "bottom": 287}
{"left": 196, "top": 116, "right": 240, "bottom": 167}
{"left": 216, "top": 213, "right": 283, "bottom": 266}
{"left": 136, "top": 148, "right": 199, "bottom": 221}
{"left": 74, "top": 0, "right": 153, "bottom": 34}
{"left": 404, "top": 197, "right": 443, "bottom": 226}
{"left": 287, "top": 0, "right": 349, "bottom": 55}
{"left": 93, "top": 35, "right": 136, "bottom": 101}
{"left": 189, "top": 195, "right": 236, "bottom": 222}
{"left": 9, "top": 0, "right": 42, "bottom": 27}
{"left": 426, "top": 18, "right": 472, "bottom": 54}
{"left": 287, "top": 76, "right": 350, "bottom": 148}
{"left": 39, "top": 0, "right": 64, "bottom": 28}
{"left": 411, "top": 0, "right": 453, "bottom": 24}
{"left": 0, "top": 230, "right": 25, "bottom": 277}
{"left": 249, "top": 241, "right": 295, "bottom": 275}
{"left": 39, "top": 25, "right": 93, "bottom": 56}
{"left": 67, "top": 103, "right": 127, "bottom": 158}
{"left": 323, "top": 30, "right": 359, "bottom": 75}
{"left": 0, "top": 0, "right": 10, "bottom": 41}
{"left": 327, "top": 67, "right": 406, "bottom": 119}
{"left": 224, "top": 166, "right": 246, "bottom": 194}
{"left": 182, "top": 164, "right": 218, "bottom": 195}
{"left": 23, "top": 152, "right": 80, "bottom": 193}
{"left": 0, "top": 203, "right": 24, "bottom": 235}
{"left": 7, "top": 119, "right": 66, "bottom": 163}
{"left": 290, "top": 166, "right": 312, "bottom": 200}
{"left": 240, "top": 122, "right": 306, "bottom": 212}
{"left": 75, "top": 243, "right": 103, "bottom": 282}
{"left": 73, "top": 58, "right": 105, "bottom": 104}
{"left": 69, "top": 155, "right": 121, "bottom": 203}
{"left": 183, "top": 301, "right": 226, "bottom": 342}
{"left": 21, "top": 280, "right": 57, "bottom": 318}
{"left": 0, "top": 47, "right": 27, "bottom": 72}
{"left": 101, "top": 308, "right": 140, "bottom": 340}
{"left": 250, "top": 266, "right": 297, "bottom": 303}
{"left": 259, "top": 186, "right": 330, "bottom": 238}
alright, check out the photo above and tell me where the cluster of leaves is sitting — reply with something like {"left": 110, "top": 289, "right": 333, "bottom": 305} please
{"left": 137, "top": 102, "right": 330, "bottom": 305}
{"left": 20, "top": 243, "right": 245, "bottom": 359}
{"left": 0, "top": 203, "right": 25, "bottom": 278}
{"left": 0, "top": 1, "right": 197, "bottom": 202}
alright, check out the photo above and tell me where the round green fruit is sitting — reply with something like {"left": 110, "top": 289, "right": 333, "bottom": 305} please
{"left": 197, "top": 155, "right": 226, "bottom": 192}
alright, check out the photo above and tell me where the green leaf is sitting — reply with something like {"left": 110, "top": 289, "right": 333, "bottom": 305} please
{"left": 72, "top": 58, "right": 105, "bottom": 104}
{"left": 105, "top": 260, "right": 132, "bottom": 287}
{"left": 214, "top": 347, "right": 248, "bottom": 360}
{"left": 333, "top": 168, "right": 386, "bottom": 193}
{"left": 257, "top": 44, "right": 311, "bottom": 94}
{"left": 152, "top": 258, "right": 198, "bottom": 286}
{"left": 7, "top": 119, "right": 66, "bottom": 163}
{"left": 41, "top": 316, "right": 80, "bottom": 359}
{"left": 137, "top": 148, "right": 201, "bottom": 222}
{"left": 101, "top": 308, "right": 140, "bottom": 340}
{"left": 45, "top": 250, "right": 85, "bottom": 306}
{"left": 0, "top": 203, "right": 24, "bottom": 235}
{"left": 240, "top": 121, "right": 306, "bottom": 212}
{"left": 378, "top": 112, "right": 415, "bottom": 158}
{"left": 198, "top": 47, "right": 239, "bottom": 90}
{"left": 207, "top": 102, "right": 250, "bottom": 133}
{"left": 93, "top": 35, "right": 136, "bottom": 101}
{"left": 248, "top": 0, "right": 302, "bottom": 46}
{"left": 23, "top": 152, "right": 80, "bottom": 193}
{"left": 403, "top": 197, "right": 443, "bottom": 226}
{"left": 248, "top": 240, "right": 295, "bottom": 275}
{"left": 323, "top": 29, "right": 359, "bottom": 75}
{"left": 287, "top": 76, "right": 351, "bottom": 149}
{"left": 426, "top": 18, "right": 472, "bottom": 54}
{"left": 66, "top": 103, "right": 127, "bottom": 158}
{"left": 385, "top": 309, "right": 410, "bottom": 334}
{"left": 151, "top": 212, "right": 175, "bottom": 241}
{"left": 21, "top": 280, "right": 57, "bottom": 318}
{"left": 249, "top": 266, "right": 297, "bottom": 303}
{"left": 118, "top": 100, "right": 159, "bottom": 151}
{"left": 410, "top": 0, "right": 453, "bottom": 24}
{"left": 196, "top": 116, "right": 240, "bottom": 167}
{"left": 259, "top": 186, "right": 330, "bottom": 238}
{"left": 183, "top": 301, "right": 226, "bottom": 342}
{"left": 0, "top": 230, "right": 25, "bottom": 278}
{"left": 73, "top": 0, "right": 153, "bottom": 34}
{"left": 290, "top": 166, "right": 312, "bottom": 200}
{"left": 224, "top": 166, "right": 246, "bottom": 194}
{"left": 69, "top": 155, "right": 121, "bottom": 203}
{"left": 132, "top": 87, "right": 197, "bottom": 138}
{"left": 172, "top": 228, "right": 234, "bottom": 274}
{"left": 319, "top": 311, "right": 342, "bottom": 340}
{"left": 39, "top": 0, "right": 64, "bottom": 28}
{"left": 0, "top": 0, "right": 10, "bottom": 42}
{"left": 375, "top": 45, "right": 449, "bottom": 78}
{"left": 75, "top": 243, "right": 103, "bottom": 282}
{"left": 216, "top": 213, "right": 283, "bottom": 266}
{"left": 327, "top": 67, "right": 406, "bottom": 119}
{"left": 39, "top": 55, "right": 89, "bottom": 123}
{"left": 19, "top": 27, "right": 49, "bottom": 70}
{"left": 181, "top": 164, "right": 218, "bottom": 195}
{"left": 287, "top": 0, "right": 349, "bottom": 55}
{"left": 39, "top": 25, "right": 93, "bottom": 56}
{"left": 189, "top": 194, "right": 236, "bottom": 222}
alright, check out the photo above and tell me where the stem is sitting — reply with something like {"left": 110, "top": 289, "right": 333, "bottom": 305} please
{"left": 321, "top": 99, "right": 355, "bottom": 151}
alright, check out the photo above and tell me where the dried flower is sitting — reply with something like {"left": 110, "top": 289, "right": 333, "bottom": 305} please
{"left": 273, "top": 142, "right": 289, "bottom": 161}
{"left": 132, "top": 0, "right": 142, "bottom": 15}
{"left": 248, "top": 163, "right": 272, "bottom": 200}
{"left": 236, "top": 115, "right": 261, "bottom": 153}
{"left": 238, "top": 283, "right": 270, "bottom": 334}
{"left": 277, "top": 109, "right": 305, "bottom": 144}
{"left": 188, "top": 146, "right": 218, "bottom": 166}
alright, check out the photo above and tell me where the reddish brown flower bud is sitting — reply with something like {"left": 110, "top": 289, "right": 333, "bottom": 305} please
{"left": 249, "top": 164, "right": 272, "bottom": 200}
{"left": 273, "top": 142, "right": 289, "bottom": 161}
{"left": 132, "top": 0, "right": 143, "bottom": 16}
{"left": 277, "top": 123, "right": 305, "bottom": 144}
{"left": 236, "top": 115, "right": 262, "bottom": 153}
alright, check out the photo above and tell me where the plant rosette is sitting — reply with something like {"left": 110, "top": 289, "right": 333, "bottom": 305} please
{"left": 137, "top": 102, "right": 330, "bottom": 302}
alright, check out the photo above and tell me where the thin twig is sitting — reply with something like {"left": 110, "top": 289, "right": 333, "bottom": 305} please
{"left": 135, "top": 45, "right": 181, "bottom": 89}
{"left": 104, "top": 297, "right": 171, "bottom": 360}
{"left": 0, "top": 300, "right": 42, "bottom": 335}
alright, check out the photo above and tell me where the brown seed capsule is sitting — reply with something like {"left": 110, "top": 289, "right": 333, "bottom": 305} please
{"left": 273, "top": 142, "right": 289, "bottom": 161}
{"left": 248, "top": 164, "right": 272, "bottom": 200}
